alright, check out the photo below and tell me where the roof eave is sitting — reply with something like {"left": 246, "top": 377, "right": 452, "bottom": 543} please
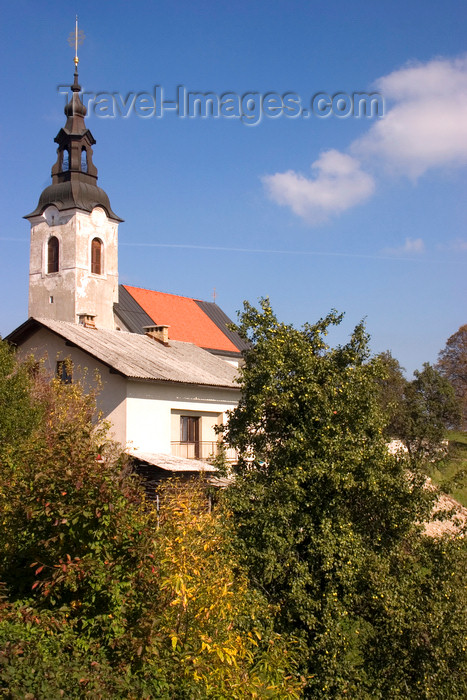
{"left": 203, "top": 347, "right": 243, "bottom": 358}
{"left": 126, "top": 376, "right": 240, "bottom": 391}
{"left": 6, "top": 318, "right": 128, "bottom": 378}
{"left": 5, "top": 317, "right": 42, "bottom": 346}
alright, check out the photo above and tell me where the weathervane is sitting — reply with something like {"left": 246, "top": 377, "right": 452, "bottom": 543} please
{"left": 68, "top": 16, "right": 85, "bottom": 70}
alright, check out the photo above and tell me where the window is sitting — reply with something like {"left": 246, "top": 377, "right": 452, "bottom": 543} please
{"left": 62, "top": 148, "right": 69, "bottom": 171}
{"left": 56, "top": 360, "right": 72, "bottom": 384}
{"left": 47, "top": 236, "right": 59, "bottom": 273}
{"left": 91, "top": 238, "right": 103, "bottom": 275}
{"left": 28, "top": 362, "right": 40, "bottom": 380}
{"left": 181, "top": 416, "right": 200, "bottom": 457}
{"left": 81, "top": 147, "right": 88, "bottom": 173}
{"left": 181, "top": 416, "right": 200, "bottom": 443}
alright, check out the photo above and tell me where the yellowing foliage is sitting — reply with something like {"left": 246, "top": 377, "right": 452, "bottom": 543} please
{"left": 0, "top": 343, "right": 303, "bottom": 698}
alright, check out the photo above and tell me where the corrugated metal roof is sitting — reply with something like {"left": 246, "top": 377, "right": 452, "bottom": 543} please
{"left": 130, "top": 450, "right": 217, "bottom": 472}
{"left": 13, "top": 318, "right": 240, "bottom": 389}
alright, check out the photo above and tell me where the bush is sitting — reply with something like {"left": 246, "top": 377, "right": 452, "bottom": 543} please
{"left": 0, "top": 341, "right": 302, "bottom": 698}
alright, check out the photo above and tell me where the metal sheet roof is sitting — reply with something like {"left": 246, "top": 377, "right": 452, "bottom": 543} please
{"left": 114, "top": 285, "right": 154, "bottom": 334}
{"left": 130, "top": 450, "right": 217, "bottom": 472}
{"left": 25, "top": 181, "right": 123, "bottom": 223}
{"left": 194, "top": 299, "right": 250, "bottom": 353}
{"left": 120, "top": 285, "right": 246, "bottom": 355}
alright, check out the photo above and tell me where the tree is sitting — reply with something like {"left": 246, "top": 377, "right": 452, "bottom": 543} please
{"left": 375, "top": 353, "right": 460, "bottom": 460}
{"left": 0, "top": 339, "right": 44, "bottom": 461}
{"left": 373, "top": 350, "right": 407, "bottom": 439}
{"left": 398, "top": 363, "right": 460, "bottom": 459}
{"left": 437, "top": 324, "right": 467, "bottom": 429}
{"left": 0, "top": 340, "right": 302, "bottom": 699}
{"left": 221, "top": 299, "right": 467, "bottom": 698}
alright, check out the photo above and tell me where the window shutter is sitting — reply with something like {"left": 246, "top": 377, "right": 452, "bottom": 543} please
{"left": 91, "top": 238, "right": 102, "bottom": 274}
{"left": 47, "top": 237, "right": 59, "bottom": 274}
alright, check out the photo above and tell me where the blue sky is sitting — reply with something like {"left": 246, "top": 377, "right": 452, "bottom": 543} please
{"left": 1, "top": 0, "right": 466, "bottom": 374}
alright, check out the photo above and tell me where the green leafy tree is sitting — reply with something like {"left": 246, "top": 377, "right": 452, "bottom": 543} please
{"left": 0, "top": 340, "right": 44, "bottom": 461}
{"left": 0, "top": 340, "right": 302, "bottom": 699}
{"left": 437, "top": 324, "right": 467, "bottom": 429}
{"left": 221, "top": 299, "right": 467, "bottom": 698}
{"left": 373, "top": 351, "right": 407, "bottom": 439}
{"left": 375, "top": 352, "right": 460, "bottom": 461}
{"left": 398, "top": 363, "right": 460, "bottom": 459}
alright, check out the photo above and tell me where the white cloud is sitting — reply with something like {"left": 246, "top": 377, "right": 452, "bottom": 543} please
{"left": 262, "top": 150, "right": 375, "bottom": 225}
{"left": 264, "top": 55, "right": 467, "bottom": 224}
{"left": 383, "top": 237, "right": 425, "bottom": 255}
{"left": 437, "top": 238, "right": 467, "bottom": 252}
{"left": 354, "top": 56, "right": 467, "bottom": 178}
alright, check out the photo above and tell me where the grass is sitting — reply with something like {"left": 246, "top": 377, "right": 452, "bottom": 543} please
{"left": 429, "top": 431, "right": 467, "bottom": 507}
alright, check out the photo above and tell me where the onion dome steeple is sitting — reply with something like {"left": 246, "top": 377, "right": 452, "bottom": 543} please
{"left": 25, "top": 34, "right": 122, "bottom": 222}
{"left": 50, "top": 67, "right": 99, "bottom": 186}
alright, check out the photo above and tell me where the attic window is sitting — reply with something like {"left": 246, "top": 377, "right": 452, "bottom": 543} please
{"left": 47, "top": 236, "right": 59, "bottom": 274}
{"left": 91, "top": 238, "right": 103, "bottom": 275}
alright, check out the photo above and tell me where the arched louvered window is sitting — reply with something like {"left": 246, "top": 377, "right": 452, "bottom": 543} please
{"left": 81, "top": 147, "right": 88, "bottom": 173}
{"left": 91, "top": 238, "right": 103, "bottom": 275}
{"left": 62, "top": 148, "right": 69, "bottom": 171}
{"left": 47, "top": 236, "right": 59, "bottom": 274}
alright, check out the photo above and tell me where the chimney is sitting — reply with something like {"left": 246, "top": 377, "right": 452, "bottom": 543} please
{"left": 78, "top": 313, "right": 97, "bottom": 329}
{"left": 143, "top": 324, "right": 170, "bottom": 346}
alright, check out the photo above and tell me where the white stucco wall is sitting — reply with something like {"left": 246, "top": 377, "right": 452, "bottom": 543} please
{"left": 28, "top": 207, "right": 119, "bottom": 330}
{"left": 125, "top": 380, "right": 240, "bottom": 454}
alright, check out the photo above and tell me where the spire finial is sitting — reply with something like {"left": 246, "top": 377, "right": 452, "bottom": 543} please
{"left": 74, "top": 15, "right": 79, "bottom": 70}
{"left": 67, "top": 16, "right": 85, "bottom": 76}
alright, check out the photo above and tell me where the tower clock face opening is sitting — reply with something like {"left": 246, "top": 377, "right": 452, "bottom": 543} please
{"left": 91, "top": 207, "right": 106, "bottom": 227}
{"left": 44, "top": 206, "right": 60, "bottom": 226}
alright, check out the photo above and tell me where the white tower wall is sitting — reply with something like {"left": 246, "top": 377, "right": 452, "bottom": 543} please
{"left": 28, "top": 205, "right": 119, "bottom": 329}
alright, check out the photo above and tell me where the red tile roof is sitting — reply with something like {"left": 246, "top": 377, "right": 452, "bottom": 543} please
{"left": 123, "top": 285, "right": 239, "bottom": 353}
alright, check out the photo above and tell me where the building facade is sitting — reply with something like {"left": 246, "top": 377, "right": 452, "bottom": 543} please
{"left": 8, "top": 61, "right": 243, "bottom": 476}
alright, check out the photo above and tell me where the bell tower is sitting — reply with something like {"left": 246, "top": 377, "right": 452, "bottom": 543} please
{"left": 24, "top": 38, "right": 123, "bottom": 330}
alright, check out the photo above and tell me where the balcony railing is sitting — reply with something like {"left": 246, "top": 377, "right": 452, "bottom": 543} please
{"left": 171, "top": 441, "right": 237, "bottom": 462}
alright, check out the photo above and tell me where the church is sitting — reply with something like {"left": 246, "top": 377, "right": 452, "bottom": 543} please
{"left": 6, "top": 59, "right": 246, "bottom": 480}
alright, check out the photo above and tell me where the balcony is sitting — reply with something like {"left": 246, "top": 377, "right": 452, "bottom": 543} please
{"left": 171, "top": 441, "right": 237, "bottom": 462}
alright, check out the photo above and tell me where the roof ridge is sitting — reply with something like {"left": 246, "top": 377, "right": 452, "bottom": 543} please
{"left": 34, "top": 317, "right": 204, "bottom": 347}
{"left": 123, "top": 284, "right": 204, "bottom": 303}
